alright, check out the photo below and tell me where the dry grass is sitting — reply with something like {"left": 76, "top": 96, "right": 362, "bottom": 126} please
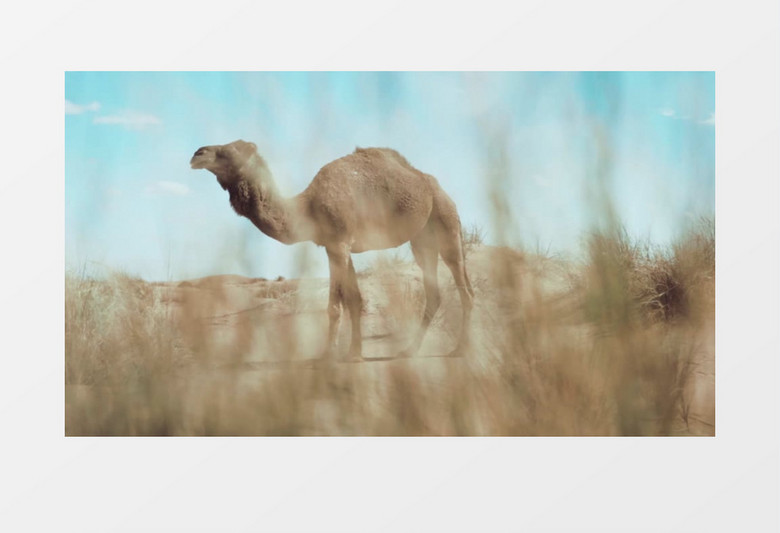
{"left": 64, "top": 219, "right": 714, "bottom": 436}
{"left": 462, "top": 223, "right": 486, "bottom": 255}
{"left": 579, "top": 218, "right": 714, "bottom": 324}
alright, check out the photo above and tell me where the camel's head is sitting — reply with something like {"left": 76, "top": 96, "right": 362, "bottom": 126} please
{"left": 190, "top": 140, "right": 258, "bottom": 175}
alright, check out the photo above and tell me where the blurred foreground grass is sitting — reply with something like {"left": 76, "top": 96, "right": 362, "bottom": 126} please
{"left": 65, "top": 218, "right": 714, "bottom": 436}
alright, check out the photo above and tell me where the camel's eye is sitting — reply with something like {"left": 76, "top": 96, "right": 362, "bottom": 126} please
{"left": 194, "top": 148, "right": 206, "bottom": 156}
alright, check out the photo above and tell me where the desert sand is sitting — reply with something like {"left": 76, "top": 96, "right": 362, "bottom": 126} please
{"left": 67, "top": 242, "right": 712, "bottom": 436}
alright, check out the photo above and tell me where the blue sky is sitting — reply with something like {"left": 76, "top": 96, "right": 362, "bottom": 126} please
{"left": 65, "top": 72, "right": 714, "bottom": 281}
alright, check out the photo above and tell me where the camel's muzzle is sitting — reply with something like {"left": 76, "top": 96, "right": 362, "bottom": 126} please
{"left": 190, "top": 150, "right": 211, "bottom": 169}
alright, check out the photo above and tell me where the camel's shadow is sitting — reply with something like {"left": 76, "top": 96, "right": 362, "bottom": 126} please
{"left": 355, "top": 352, "right": 464, "bottom": 363}
{"left": 231, "top": 351, "right": 463, "bottom": 370}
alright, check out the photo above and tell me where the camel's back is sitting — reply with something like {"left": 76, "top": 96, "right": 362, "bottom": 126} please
{"left": 304, "top": 148, "right": 437, "bottom": 250}
{"left": 317, "top": 147, "right": 423, "bottom": 183}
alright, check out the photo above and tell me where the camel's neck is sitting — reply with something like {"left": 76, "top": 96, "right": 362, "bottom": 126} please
{"left": 218, "top": 158, "right": 310, "bottom": 245}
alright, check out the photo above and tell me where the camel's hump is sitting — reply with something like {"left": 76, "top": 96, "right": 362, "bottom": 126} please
{"left": 353, "top": 146, "right": 414, "bottom": 168}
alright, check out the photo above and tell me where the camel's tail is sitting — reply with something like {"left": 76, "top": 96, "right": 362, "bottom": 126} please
{"left": 460, "top": 224, "right": 475, "bottom": 298}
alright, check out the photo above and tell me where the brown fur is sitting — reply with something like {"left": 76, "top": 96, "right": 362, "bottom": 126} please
{"left": 191, "top": 139, "right": 474, "bottom": 360}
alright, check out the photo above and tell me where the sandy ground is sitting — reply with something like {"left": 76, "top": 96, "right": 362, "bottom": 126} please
{"left": 149, "top": 246, "right": 715, "bottom": 435}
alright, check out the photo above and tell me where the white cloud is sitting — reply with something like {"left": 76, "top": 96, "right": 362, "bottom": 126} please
{"left": 661, "top": 108, "right": 715, "bottom": 126}
{"left": 145, "top": 181, "right": 190, "bottom": 196}
{"left": 93, "top": 111, "right": 162, "bottom": 130}
{"left": 659, "top": 108, "right": 689, "bottom": 120}
{"left": 65, "top": 99, "right": 100, "bottom": 114}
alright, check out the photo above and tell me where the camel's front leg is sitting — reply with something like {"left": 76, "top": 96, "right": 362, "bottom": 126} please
{"left": 325, "top": 249, "right": 345, "bottom": 358}
{"left": 326, "top": 244, "right": 363, "bottom": 361}
{"left": 344, "top": 256, "right": 363, "bottom": 360}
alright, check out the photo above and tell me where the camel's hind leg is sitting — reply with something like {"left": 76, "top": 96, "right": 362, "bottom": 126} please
{"left": 438, "top": 223, "right": 474, "bottom": 356}
{"left": 401, "top": 225, "right": 441, "bottom": 357}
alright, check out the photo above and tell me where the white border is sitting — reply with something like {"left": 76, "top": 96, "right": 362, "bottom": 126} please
{"left": 1, "top": 1, "right": 778, "bottom": 532}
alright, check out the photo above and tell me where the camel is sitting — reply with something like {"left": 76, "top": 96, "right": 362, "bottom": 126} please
{"left": 190, "top": 139, "right": 474, "bottom": 361}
